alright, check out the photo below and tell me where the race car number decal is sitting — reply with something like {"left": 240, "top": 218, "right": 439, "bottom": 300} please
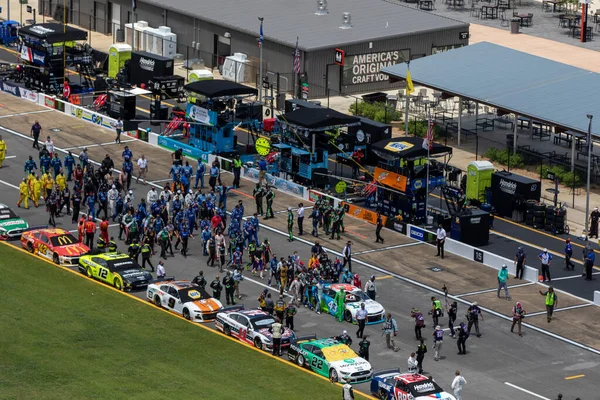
{"left": 188, "top": 290, "right": 201, "bottom": 299}
{"left": 98, "top": 268, "right": 108, "bottom": 279}
{"left": 311, "top": 358, "right": 323, "bottom": 369}
{"left": 38, "top": 243, "right": 48, "bottom": 255}
{"left": 328, "top": 301, "right": 337, "bottom": 313}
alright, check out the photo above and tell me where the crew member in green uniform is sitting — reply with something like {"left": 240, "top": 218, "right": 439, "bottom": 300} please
{"left": 107, "top": 237, "right": 118, "bottom": 252}
{"left": 431, "top": 296, "right": 443, "bottom": 327}
{"left": 140, "top": 240, "right": 154, "bottom": 271}
{"left": 330, "top": 210, "right": 341, "bottom": 240}
{"left": 334, "top": 287, "right": 346, "bottom": 322}
{"left": 265, "top": 185, "right": 275, "bottom": 219}
{"left": 253, "top": 183, "right": 265, "bottom": 216}
{"left": 128, "top": 239, "right": 140, "bottom": 264}
{"left": 285, "top": 302, "right": 297, "bottom": 330}
{"left": 323, "top": 205, "right": 332, "bottom": 235}
{"left": 96, "top": 235, "right": 106, "bottom": 253}
{"left": 338, "top": 205, "right": 346, "bottom": 233}
{"left": 287, "top": 207, "right": 294, "bottom": 242}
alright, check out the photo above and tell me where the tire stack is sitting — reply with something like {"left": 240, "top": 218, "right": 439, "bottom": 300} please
{"left": 532, "top": 203, "right": 546, "bottom": 229}
{"left": 553, "top": 207, "right": 567, "bottom": 234}
{"left": 525, "top": 201, "right": 536, "bottom": 226}
{"left": 545, "top": 206, "right": 555, "bottom": 232}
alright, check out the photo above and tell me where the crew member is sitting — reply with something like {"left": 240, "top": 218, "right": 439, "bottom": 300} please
{"left": 382, "top": 313, "right": 399, "bottom": 352}
{"left": 99, "top": 218, "right": 110, "bottom": 245}
{"left": 232, "top": 154, "right": 242, "bottom": 188}
{"left": 17, "top": 178, "right": 29, "bottom": 209}
{"left": 538, "top": 248, "right": 553, "bottom": 283}
{"left": 511, "top": 301, "right": 526, "bottom": 336}
{"left": 584, "top": 247, "right": 595, "bottom": 281}
{"left": 274, "top": 295, "right": 287, "bottom": 322}
{"left": 358, "top": 336, "right": 370, "bottom": 361}
{"left": 564, "top": 238, "right": 575, "bottom": 271}
{"left": 287, "top": 207, "right": 294, "bottom": 242}
{"left": 264, "top": 186, "right": 275, "bottom": 219}
{"left": 285, "top": 301, "right": 296, "bottom": 331}
{"left": 342, "top": 241, "right": 352, "bottom": 272}
{"left": 334, "top": 287, "right": 346, "bottom": 322}
{"left": 269, "top": 317, "right": 284, "bottom": 356}
{"left": 31, "top": 120, "right": 42, "bottom": 150}
{"left": 375, "top": 212, "right": 384, "bottom": 243}
{"left": 107, "top": 237, "right": 118, "bottom": 252}
{"left": 514, "top": 246, "right": 526, "bottom": 280}
{"left": 431, "top": 296, "right": 443, "bottom": 327}
{"left": 128, "top": 239, "right": 140, "bottom": 265}
{"left": 96, "top": 235, "right": 106, "bottom": 252}
{"left": 223, "top": 271, "right": 235, "bottom": 305}
{"left": 467, "top": 302, "right": 483, "bottom": 337}
{"left": 410, "top": 308, "right": 425, "bottom": 340}
{"left": 365, "top": 275, "right": 377, "bottom": 300}
{"left": 457, "top": 322, "right": 469, "bottom": 355}
{"left": 436, "top": 223, "right": 446, "bottom": 259}
{"left": 192, "top": 271, "right": 207, "bottom": 289}
{"left": 141, "top": 240, "right": 154, "bottom": 271}
{"left": 253, "top": 184, "right": 264, "bottom": 216}
{"left": 432, "top": 325, "right": 444, "bottom": 361}
{"left": 590, "top": 207, "right": 600, "bottom": 238}
{"left": 416, "top": 338, "right": 427, "bottom": 374}
{"left": 210, "top": 275, "right": 222, "bottom": 300}
{"left": 0, "top": 135, "right": 6, "bottom": 168}
{"left": 84, "top": 216, "right": 97, "bottom": 250}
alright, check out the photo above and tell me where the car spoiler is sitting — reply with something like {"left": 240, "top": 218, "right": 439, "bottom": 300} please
{"left": 220, "top": 305, "right": 245, "bottom": 313}
{"left": 373, "top": 369, "right": 401, "bottom": 378}
{"left": 151, "top": 276, "right": 175, "bottom": 284}
{"left": 291, "top": 334, "right": 318, "bottom": 343}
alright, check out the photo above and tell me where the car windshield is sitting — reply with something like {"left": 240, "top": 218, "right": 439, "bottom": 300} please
{"left": 108, "top": 259, "right": 138, "bottom": 272}
{"left": 178, "top": 287, "right": 209, "bottom": 303}
{"left": 49, "top": 233, "right": 78, "bottom": 247}
{"left": 0, "top": 208, "right": 18, "bottom": 220}
{"left": 251, "top": 316, "right": 276, "bottom": 329}
{"left": 344, "top": 290, "right": 370, "bottom": 303}
{"left": 408, "top": 379, "right": 443, "bottom": 397}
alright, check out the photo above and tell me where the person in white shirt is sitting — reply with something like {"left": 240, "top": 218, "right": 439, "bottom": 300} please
{"left": 297, "top": 203, "right": 305, "bottom": 236}
{"left": 146, "top": 187, "right": 158, "bottom": 205}
{"left": 44, "top": 136, "right": 54, "bottom": 158}
{"left": 156, "top": 260, "right": 166, "bottom": 279}
{"left": 107, "top": 185, "right": 119, "bottom": 220}
{"left": 436, "top": 224, "right": 446, "bottom": 259}
{"left": 407, "top": 353, "right": 418, "bottom": 373}
{"left": 136, "top": 154, "right": 148, "bottom": 185}
{"left": 114, "top": 117, "right": 123, "bottom": 144}
{"left": 184, "top": 190, "right": 194, "bottom": 207}
{"left": 451, "top": 370, "right": 466, "bottom": 400}
{"left": 365, "top": 275, "right": 377, "bottom": 300}
{"left": 355, "top": 302, "right": 368, "bottom": 338}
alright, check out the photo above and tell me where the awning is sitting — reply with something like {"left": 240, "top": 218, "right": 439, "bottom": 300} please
{"left": 19, "top": 23, "right": 88, "bottom": 43}
{"left": 278, "top": 107, "right": 360, "bottom": 131}
{"left": 183, "top": 80, "right": 257, "bottom": 98}
{"left": 371, "top": 137, "right": 452, "bottom": 161}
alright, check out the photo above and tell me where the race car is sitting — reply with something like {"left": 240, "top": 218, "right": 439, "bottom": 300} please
{"left": 215, "top": 307, "right": 296, "bottom": 352}
{"left": 370, "top": 369, "right": 456, "bottom": 400}
{"left": 287, "top": 336, "right": 373, "bottom": 384}
{"left": 79, "top": 252, "right": 153, "bottom": 291}
{"left": 320, "top": 283, "right": 385, "bottom": 324}
{"left": 0, "top": 203, "right": 29, "bottom": 240}
{"left": 21, "top": 228, "right": 89, "bottom": 265}
{"left": 147, "top": 280, "right": 223, "bottom": 322}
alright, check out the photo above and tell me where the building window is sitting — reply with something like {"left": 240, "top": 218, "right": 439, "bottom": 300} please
{"left": 431, "top": 44, "right": 464, "bottom": 55}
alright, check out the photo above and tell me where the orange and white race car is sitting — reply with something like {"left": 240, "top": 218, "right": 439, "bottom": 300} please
{"left": 146, "top": 280, "right": 223, "bottom": 322}
{"left": 21, "top": 228, "right": 90, "bottom": 266}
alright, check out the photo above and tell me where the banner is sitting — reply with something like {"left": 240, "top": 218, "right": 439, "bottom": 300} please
{"left": 1, "top": 81, "right": 20, "bottom": 97}
{"left": 157, "top": 135, "right": 210, "bottom": 161}
{"left": 19, "top": 87, "right": 38, "bottom": 102}
{"left": 20, "top": 45, "right": 46, "bottom": 65}
{"left": 188, "top": 104, "right": 212, "bottom": 125}
{"left": 342, "top": 202, "right": 386, "bottom": 226}
{"left": 243, "top": 167, "right": 305, "bottom": 198}
{"left": 385, "top": 217, "right": 407, "bottom": 235}
{"left": 308, "top": 190, "right": 335, "bottom": 207}
{"left": 374, "top": 167, "right": 407, "bottom": 192}
{"left": 408, "top": 225, "right": 436, "bottom": 243}
{"left": 70, "top": 105, "right": 114, "bottom": 129}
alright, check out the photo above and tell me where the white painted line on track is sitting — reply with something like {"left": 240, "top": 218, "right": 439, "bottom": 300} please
{"left": 0, "top": 179, "right": 19, "bottom": 190}
{"left": 3, "top": 122, "right": 600, "bottom": 357}
{"left": 63, "top": 138, "right": 136, "bottom": 151}
{"left": 504, "top": 382, "right": 551, "bottom": 400}
{"left": 354, "top": 241, "right": 424, "bottom": 255}
{"left": 455, "top": 282, "right": 535, "bottom": 297}
{"left": 0, "top": 109, "right": 53, "bottom": 119}
{"left": 5, "top": 155, "right": 16, "bottom": 159}
{"left": 549, "top": 272, "right": 600, "bottom": 281}
{"left": 525, "top": 303, "right": 593, "bottom": 317}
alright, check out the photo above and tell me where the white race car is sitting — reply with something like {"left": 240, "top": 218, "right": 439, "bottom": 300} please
{"left": 371, "top": 370, "right": 456, "bottom": 400}
{"left": 321, "top": 283, "right": 385, "bottom": 324}
{"left": 146, "top": 280, "right": 223, "bottom": 322}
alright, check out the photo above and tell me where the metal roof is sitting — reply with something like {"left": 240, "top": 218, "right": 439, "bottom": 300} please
{"left": 142, "top": 0, "right": 467, "bottom": 51}
{"left": 381, "top": 42, "right": 600, "bottom": 136}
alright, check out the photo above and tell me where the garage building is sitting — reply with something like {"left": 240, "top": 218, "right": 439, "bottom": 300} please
{"left": 39, "top": 0, "right": 469, "bottom": 98}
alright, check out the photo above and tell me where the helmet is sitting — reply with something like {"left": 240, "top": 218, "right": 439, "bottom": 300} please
{"left": 128, "top": 190, "right": 133, "bottom": 195}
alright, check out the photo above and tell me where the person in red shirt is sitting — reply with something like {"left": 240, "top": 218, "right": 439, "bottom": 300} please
{"left": 74, "top": 165, "right": 84, "bottom": 187}
{"left": 211, "top": 214, "right": 223, "bottom": 233}
{"left": 353, "top": 273, "right": 363, "bottom": 290}
{"left": 84, "top": 216, "right": 97, "bottom": 249}
{"left": 77, "top": 214, "right": 86, "bottom": 243}
{"left": 99, "top": 217, "right": 110, "bottom": 244}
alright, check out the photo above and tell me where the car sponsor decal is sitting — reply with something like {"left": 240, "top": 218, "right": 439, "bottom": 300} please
{"left": 188, "top": 290, "right": 202, "bottom": 300}
{"left": 321, "top": 344, "right": 359, "bottom": 362}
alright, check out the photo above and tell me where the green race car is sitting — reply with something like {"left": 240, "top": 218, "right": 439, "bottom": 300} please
{"left": 78, "top": 252, "right": 153, "bottom": 291}
{"left": 287, "top": 335, "right": 373, "bottom": 384}
{"left": 0, "top": 203, "right": 29, "bottom": 240}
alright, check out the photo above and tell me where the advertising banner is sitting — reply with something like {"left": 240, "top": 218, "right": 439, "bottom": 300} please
{"left": 308, "top": 190, "right": 336, "bottom": 207}
{"left": 342, "top": 50, "right": 409, "bottom": 85}
{"left": 243, "top": 167, "right": 305, "bottom": 198}
{"left": 157, "top": 135, "right": 210, "bottom": 161}
{"left": 1, "top": 81, "right": 20, "bottom": 97}
{"left": 19, "top": 87, "right": 39, "bottom": 103}
{"left": 342, "top": 202, "right": 386, "bottom": 226}
{"left": 374, "top": 167, "right": 407, "bottom": 192}
{"left": 188, "top": 104, "right": 213, "bottom": 125}
{"left": 43, "top": 95, "right": 56, "bottom": 109}
{"left": 408, "top": 225, "right": 436, "bottom": 243}
{"left": 70, "top": 105, "right": 114, "bottom": 129}
{"left": 385, "top": 217, "right": 407, "bottom": 235}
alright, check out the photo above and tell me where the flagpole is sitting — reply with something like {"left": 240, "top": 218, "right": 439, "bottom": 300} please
{"left": 131, "top": 0, "right": 135, "bottom": 51}
{"left": 258, "top": 17, "right": 264, "bottom": 102}
{"left": 425, "top": 112, "right": 431, "bottom": 224}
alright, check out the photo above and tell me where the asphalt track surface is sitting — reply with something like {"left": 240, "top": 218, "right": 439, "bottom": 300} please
{"left": 1, "top": 123, "right": 600, "bottom": 399}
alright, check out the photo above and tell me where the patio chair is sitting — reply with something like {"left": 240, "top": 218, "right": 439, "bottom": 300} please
{"left": 558, "top": 14, "right": 568, "bottom": 28}
{"left": 523, "top": 13, "right": 533, "bottom": 26}
{"left": 500, "top": 11, "right": 509, "bottom": 26}
{"left": 470, "top": 3, "right": 481, "bottom": 17}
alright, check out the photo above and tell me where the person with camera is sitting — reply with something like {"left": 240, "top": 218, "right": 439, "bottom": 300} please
{"left": 510, "top": 301, "right": 526, "bottom": 336}
{"left": 466, "top": 302, "right": 483, "bottom": 337}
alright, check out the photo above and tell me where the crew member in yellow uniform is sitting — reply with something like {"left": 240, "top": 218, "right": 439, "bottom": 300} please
{"left": 55, "top": 170, "right": 66, "bottom": 191}
{"left": 17, "top": 178, "right": 29, "bottom": 209}
{"left": 0, "top": 134, "right": 6, "bottom": 168}
{"left": 43, "top": 172, "right": 54, "bottom": 201}
{"left": 30, "top": 173, "right": 42, "bottom": 207}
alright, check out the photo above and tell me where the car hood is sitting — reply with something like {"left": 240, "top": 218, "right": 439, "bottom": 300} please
{"left": 186, "top": 298, "right": 223, "bottom": 313}
{"left": 119, "top": 269, "right": 153, "bottom": 281}
{"left": 0, "top": 219, "right": 28, "bottom": 231}
{"left": 55, "top": 244, "right": 89, "bottom": 256}
{"left": 347, "top": 300, "right": 384, "bottom": 314}
{"left": 257, "top": 327, "right": 295, "bottom": 340}
{"left": 329, "top": 357, "right": 372, "bottom": 372}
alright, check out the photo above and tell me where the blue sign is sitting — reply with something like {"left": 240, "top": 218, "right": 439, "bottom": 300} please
{"left": 158, "top": 136, "right": 210, "bottom": 161}
{"left": 409, "top": 226, "right": 425, "bottom": 241}
{"left": 244, "top": 168, "right": 305, "bottom": 198}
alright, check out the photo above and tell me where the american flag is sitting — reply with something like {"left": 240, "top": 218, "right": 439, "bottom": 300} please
{"left": 132, "top": 0, "right": 136, "bottom": 10}
{"left": 293, "top": 37, "right": 301, "bottom": 74}
{"left": 423, "top": 114, "right": 434, "bottom": 151}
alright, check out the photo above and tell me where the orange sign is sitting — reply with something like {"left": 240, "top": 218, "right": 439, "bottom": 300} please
{"left": 343, "top": 202, "right": 387, "bottom": 226}
{"left": 374, "top": 167, "right": 408, "bottom": 192}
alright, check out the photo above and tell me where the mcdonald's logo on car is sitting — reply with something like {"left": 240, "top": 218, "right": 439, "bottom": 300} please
{"left": 57, "top": 235, "right": 74, "bottom": 246}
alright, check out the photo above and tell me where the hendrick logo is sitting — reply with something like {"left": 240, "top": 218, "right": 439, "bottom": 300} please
{"left": 139, "top": 57, "right": 155, "bottom": 72}
{"left": 33, "top": 53, "right": 45, "bottom": 64}
{"left": 2, "top": 83, "right": 18, "bottom": 96}
{"left": 499, "top": 178, "right": 517, "bottom": 195}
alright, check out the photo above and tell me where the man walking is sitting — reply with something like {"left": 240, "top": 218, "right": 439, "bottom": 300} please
{"left": 467, "top": 302, "right": 483, "bottom": 337}
{"left": 539, "top": 286, "right": 558, "bottom": 323}
{"left": 538, "top": 248, "right": 553, "bottom": 282}
{"left": 564, "top": 238, "right": 575, "bottom": 271}
{"left": 432, "top": 325, "right": 444, "bottom": 361}
{"left": 31, "top": 120, "right": 42, "bottom": 150}
{"left": 416, "top": 338, "right": 427, "bottom": 374}
{"left": 584, "top": 247, "right": 595, "bottom": 281}
{"left": 382, "top": 313, "right": 399, "bottom": 352}
{"left": 511, "top": 301, "right": 526, "bottom": 336}
{"left": 375, "top": 212, "right": 384, "bottom": 243}
{"left": 342, "top": 241, "right": 352, "bottom": 272}
{"left": 514, "top": 246, "right": 526, "bottom": 279}
{"left": 436, "top": 223, "right": 446, "bottom": 259}
{"left": 232, "top": 154, "right": 242, "bottom": 188}
{"left": 451, "top": 371, "right": 467, "bottom": 400}
{"left": 355, "top": 302, "right": 367, "bottom": 339}
{"left": 114, "top": 117, "right": 123, "bottom": 143}
{"left": 136, "top": 154, "right": 148, "bottom": 185}
{"left": 497, "top": 264, "right": 510, "bottom": 300}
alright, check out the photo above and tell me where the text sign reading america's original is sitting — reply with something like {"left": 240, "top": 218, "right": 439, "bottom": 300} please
{"left": 342, "top": 50, "right": 408, "bottom": 85}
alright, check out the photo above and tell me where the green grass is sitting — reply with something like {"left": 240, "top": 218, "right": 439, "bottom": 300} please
{"left": 0, "top": 245, "right": 357, "bottom": 400}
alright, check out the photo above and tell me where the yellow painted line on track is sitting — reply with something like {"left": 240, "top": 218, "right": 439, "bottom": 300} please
{"left": 376, "top": 275, "right": 394, "bottom": 280}
{"left": 564, "top": 374, "right": 585, "bottom": 380}
{"left": 0, "top": 240, "right": 376, "bottom": 399}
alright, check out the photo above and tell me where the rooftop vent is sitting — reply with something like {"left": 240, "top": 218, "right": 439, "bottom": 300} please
{"left": 315, "top": 0, "right": 328, "bottom": 15}
{"left": 340, "top": 12, "right": 352, "bottom": 29}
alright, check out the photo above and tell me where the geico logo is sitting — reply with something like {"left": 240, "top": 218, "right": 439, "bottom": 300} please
{"left": 411, "top": 229, "right": 424, "bottom": 238}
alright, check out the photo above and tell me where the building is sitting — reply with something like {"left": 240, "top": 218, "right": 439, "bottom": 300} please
{"left": 40, "top": 0, "right": 469, "bottom": 98}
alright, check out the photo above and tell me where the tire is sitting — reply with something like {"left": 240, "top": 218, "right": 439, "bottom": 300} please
{"left": 344, "top": 310, "right": 353, "bottom": 323}
{"left": 254, "top": 338, "right": 263, "bottom": 350}
{"left": 86, "top": 267, "right": 93, "bottom": 278}
{"left": 378, "top": 389, "right": 388, "bottom": 400}
{"left": 297, "top": 354, "right": 305, "bottom": 367}
{"left": 183, "top": 308, "right": 191, "bottom": 320}
{"left": 554, "top": 217, "right": 564, "bottom": 224}
{"left": 223, "top": 325, "right": 231, "bottom": 336}
{"left": 564, "top": 225, "right": 570, "bottom": 234}
{"left": 533, "top": 204, "right": 546, "bottom": 212}
{"left": 52, "top": 253, "right": 60, "bottom": 265}
{"left": 533, "top": 210, "right": 545, "bottom": 217}
{"left": 544, "top": 224, "right": 553, "bottom": 232}
{"left": 329, "top": 368, "right": 339, "bottom": 383}
{"left": 114, "top": 278, "right": 123, "bottom": 291}
{"left": 154, "top": 296, "right": 162, "bottom": 307}
{"left": 26, "top": 242, "right": 34, "bottom": 253}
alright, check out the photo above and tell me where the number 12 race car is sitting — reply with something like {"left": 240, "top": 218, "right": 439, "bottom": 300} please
{"left": 21, "top": 228, "right": 89, "bottom": 265}
{"left": 147, "top": 280, "right": 223, "bottom": 322}
{"left": 288, "top": 336, "right": 373, "bottom": 384}
{"left": 79, "top": 252, "right": 153, "bottom": 291}
{"left": 371, "top": 369, "right": 456, "bottom": 400}
{"left": 320, "top": 283, "right": 385, "bottom": 324}
{"left": 215, "top": 307, "right": 296, "bottom": 352}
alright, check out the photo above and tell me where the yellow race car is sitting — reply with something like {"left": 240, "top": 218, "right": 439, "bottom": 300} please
{"left": 78, "top": 252, "right": 153, "bottom": 291}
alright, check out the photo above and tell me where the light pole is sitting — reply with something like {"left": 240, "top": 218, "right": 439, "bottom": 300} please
{"left": 585, "top": 114, "right": 593, "bottom": 233}
{"left": 258, "top": 17, "right": 264, "bottom": 103}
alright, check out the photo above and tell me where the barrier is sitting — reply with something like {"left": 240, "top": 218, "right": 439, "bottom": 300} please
{"left": 595, "top": 291, "right": 600, "bottom": 306}
{"left": 342, "top": 201, "right": 387, "bottom": 226}
{"left": 157, "top": 135, "right": 212, "bottom": 162}
{"left": 243, "top": 167, "right": 306, "bottom": 199}
{"left": 308, "top": 189, "right": 342, "bottom": 209}
{"left": 408, "top": 224, "right": 538, "bottom": 282}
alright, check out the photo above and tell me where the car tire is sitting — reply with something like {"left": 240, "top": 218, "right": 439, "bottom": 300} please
{"left": 154, "top": 296, "right": 162, "bottom": 307}
{"left": 26, "top": 242, "right": 33, "bottom": 253}
{"left": 183, "top": 308, "right": 191, "bottom": 320}
{"left": 254, "top": 338, "right": 263, "bottom": 350}
{"left": 223, "top": 325, "right": 231, "bottom": 336}
{"left": 329, "top": 368, "right": 338, "bottom": 383}
{"left": 52, "top": 253, "right": 60, "bottom": 265}
{"left": 297, "top": 354, "right": 305, "bottom": 367}
{"left": 86, "top": 267, "right": 93, "bottom": 278}
{"left": 378, "top": 389, "right": 388, "bottom": 400}
{"left": 114, "top": 278, "right": 123, "bottom": 291}
{"left": 344, "top": 310, "right": 353, "bottom": 323}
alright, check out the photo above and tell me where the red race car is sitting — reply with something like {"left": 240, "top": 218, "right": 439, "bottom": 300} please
{"left": 21, "top": 228, "right": 90, "bottom": 266}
